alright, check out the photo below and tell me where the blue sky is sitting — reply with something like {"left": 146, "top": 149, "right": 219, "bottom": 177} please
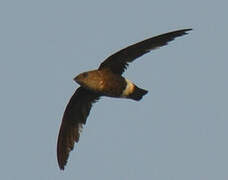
{"left": 1, "top": 0, "right": 228, "bottom": 179}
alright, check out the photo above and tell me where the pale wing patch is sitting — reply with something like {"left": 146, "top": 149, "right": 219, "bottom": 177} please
{"left": 122, "top": 79, "right": 134, "bottom": 97}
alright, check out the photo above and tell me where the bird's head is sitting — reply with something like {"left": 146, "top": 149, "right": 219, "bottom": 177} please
{"left": 74, "top": 70, "right": 102, "bottom": 91}
{"left": 74, "top": 72, "right": 89, "bottom": 86}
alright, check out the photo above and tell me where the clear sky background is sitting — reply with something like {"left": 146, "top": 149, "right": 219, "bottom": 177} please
{"left": 1, "top": 0, "right": 227, "bottom": 179}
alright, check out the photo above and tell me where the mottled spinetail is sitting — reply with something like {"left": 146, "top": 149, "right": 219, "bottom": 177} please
{"left": 57, "top": 29, "right": 192, "bottom": 170}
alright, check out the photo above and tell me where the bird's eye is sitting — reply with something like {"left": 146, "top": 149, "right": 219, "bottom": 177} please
{"left": 82, "top": 72, "right": 88, "bottom": 78}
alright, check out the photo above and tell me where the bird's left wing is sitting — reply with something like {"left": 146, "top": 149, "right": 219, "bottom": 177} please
{"left": 99, "top": 29, "right": 192, "bottom": 75}
{"left": 57, "top": 87, "right": 100, "bottom": 170}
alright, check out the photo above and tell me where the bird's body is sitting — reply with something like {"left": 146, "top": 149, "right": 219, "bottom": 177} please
{"left": 57, "top": 29, "right": 192, "bottom": 170}
{"left": 75, "top": 69, "right": 147, "bottom": 100}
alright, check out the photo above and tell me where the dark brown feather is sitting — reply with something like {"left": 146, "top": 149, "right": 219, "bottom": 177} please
{"left": 57, "top": 87, "right": 100, "bottom": 170}
{"left": 99, "top": 29, "right": 192, "bottom": 75}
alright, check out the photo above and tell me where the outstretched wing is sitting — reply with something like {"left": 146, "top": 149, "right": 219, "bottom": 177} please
{"left": 57, "top": 87, "right": 100, "bottom": 170}
{"left": 99, "top": 29, "right": 192, "bottom": 75}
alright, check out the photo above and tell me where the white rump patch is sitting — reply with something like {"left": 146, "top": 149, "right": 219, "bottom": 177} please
{"left": 122, "top": 79, "right": 134, "bottom": 97}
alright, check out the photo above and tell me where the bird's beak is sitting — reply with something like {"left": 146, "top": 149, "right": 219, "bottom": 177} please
{"left": 74, "top": 75, "right": 80, "bottom": 84}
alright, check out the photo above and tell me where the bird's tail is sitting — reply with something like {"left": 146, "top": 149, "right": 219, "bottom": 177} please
{"left": 129, "top": 86, "right": 148, "bottom": 101}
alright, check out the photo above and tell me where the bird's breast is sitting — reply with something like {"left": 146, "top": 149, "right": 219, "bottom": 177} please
{"left": 98, "top": 73, "right": 127, "bottom": 97}
{"left": 83, "top": 70, "right": 130, "bottom": 98}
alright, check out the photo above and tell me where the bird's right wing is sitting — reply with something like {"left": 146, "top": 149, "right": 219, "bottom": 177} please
{"left": 99, "top": 29, "right": 192, "bottom": 75}
{"left": 57, "top": 87, "right": 100, "bottom": 170}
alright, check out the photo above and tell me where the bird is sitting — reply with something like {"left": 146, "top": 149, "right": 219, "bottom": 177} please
{"left": 57, "top": 28, "right": 192, "bottom": 170}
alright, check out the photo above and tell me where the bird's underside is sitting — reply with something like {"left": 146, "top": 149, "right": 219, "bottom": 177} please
{"left": 57, "top": 28, "right": 192, "bottom": 170}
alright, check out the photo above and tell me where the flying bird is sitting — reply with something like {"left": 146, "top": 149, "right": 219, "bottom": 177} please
{"left": 57, "top": 29, "right": 192, "bottom": 170}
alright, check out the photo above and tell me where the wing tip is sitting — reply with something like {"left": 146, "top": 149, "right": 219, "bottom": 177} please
{"left": 59, "top": 164, "right": 65, "bottom": 170}
{"left": 57, "top": 140, "right": 67, "bottom": 171}
{"left": 181, "top": 28, "right": 193, "bottom": 35}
